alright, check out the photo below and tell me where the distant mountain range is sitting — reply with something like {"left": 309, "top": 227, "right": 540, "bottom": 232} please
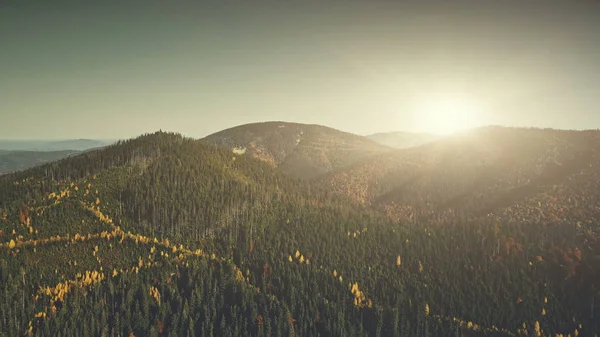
{"left": 366, "top": 131, "right": 441, "bottom": 149}
{"left": 0, "top": 139, "right": 113, "bottom": 175}
{"left": 0, "top": 127, "right": 444, "bottom": 176}
{"left": 0, "top": 150, "right": 81, "bottom": 175}
{"left": 0, "top": 139, "right": 111, "bottom": 152}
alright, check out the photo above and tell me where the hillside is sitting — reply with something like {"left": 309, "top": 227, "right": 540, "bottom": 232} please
{"left": 1, "top": 130, "right": 599, "bottom": 336}
{"left": 0, "top": 132, "right": 308, "bottom": 336}
{"left": 0, "top": 150, "right": 81, "bottom": 175}
{"left": 327, "top": 127, "right": 600, "bottom": 226}
{"left": 366, "top": 131, "right": 440, "bottom": 149}
{"left": 201, "top": 121, "right": 391, "bottom": 179}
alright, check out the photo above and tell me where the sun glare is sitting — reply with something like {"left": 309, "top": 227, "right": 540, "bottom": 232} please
{"left": 411, "top": 93, "right": 486, "bottom": 135}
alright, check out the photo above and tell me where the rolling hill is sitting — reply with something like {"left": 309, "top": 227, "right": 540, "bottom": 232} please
{"left": 201, "top": 121, "right": 391, "bottom": 179}
{"left": 1, "top": 129, "right": 599, "bottom": 336}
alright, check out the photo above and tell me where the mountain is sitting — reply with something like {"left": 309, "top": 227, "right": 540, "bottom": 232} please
{"left": 327, "top": 126, "right": 600, "bottom": 226}
{"left": 0, "top": 150, "right": 81, "bottom": 175}
{"left": 366, "top": 131, "right": 440, "bottom": 149}
{"left": 0, "top": 130, "right": 598, "bottom": 336}
{"left": 201, "top": 121, "right": 391, "bottom": 179}
{"left": 0, "top": 139, "right": 110, "bottom": 152}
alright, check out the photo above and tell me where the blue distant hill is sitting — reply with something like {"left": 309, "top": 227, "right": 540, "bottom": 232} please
{"left": 0, "top": 139, "right": 115, "bottom": 174}
{"left": 0, "top": 139, "right": 112, "bottom": 152}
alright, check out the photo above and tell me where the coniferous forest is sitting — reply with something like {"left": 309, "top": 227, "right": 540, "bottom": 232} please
{"left": 1, "top": 129, "right": 600, "bottom": 336}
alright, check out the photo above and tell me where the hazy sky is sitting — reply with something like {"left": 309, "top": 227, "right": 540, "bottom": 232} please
{"left": 1, "top": 0, "right": 599, "bottom": 139}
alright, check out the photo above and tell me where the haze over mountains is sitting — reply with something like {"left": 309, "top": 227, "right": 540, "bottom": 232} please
{"left": 327, "top": 127, "right": 600, "bottom": 224}
{"left": 0, "top": 139, "right": 113, "bottom": 175}
{"left": 0, "top": 139, "right": 111, "bottom": 152}
{"left": 366, "top": 132, "right": 441, "bottom": 149}
{"left": 0, "top": 123, "right": 431, "bottom": 176}
{"left": 1, "top": 122, "right": 599, "bottom": 336}
{"left": 0, "top": 150, "right": 81, "bottom": 175}
{"left": 0, "top": 123, "right": 443, "bottom": 176}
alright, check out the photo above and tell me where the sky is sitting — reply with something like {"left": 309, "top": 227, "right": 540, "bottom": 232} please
{"left": 1, "top": 0, "right": 600, "bottom": 140}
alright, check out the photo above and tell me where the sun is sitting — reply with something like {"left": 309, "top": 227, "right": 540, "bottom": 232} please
{"left": 411, "top": 93, "right": 486, "bottom": 135}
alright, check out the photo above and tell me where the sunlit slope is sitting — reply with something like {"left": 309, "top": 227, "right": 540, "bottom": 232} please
{"left": 326, "top": 127, "right": 600, "bottom": 225}
{"left": 202, "top": 121, "right": 390, "bottom": 179}
{"left": 0, "top": 135, "right": 299, "bottom": 336}
{"left": 0, "top": 132, "right": 385, "bottom": 335}
{"left": 366, "top": 131, "right": 440, "bottom": 149}
{"left": 1, "top": 131, "right": 312, "bottom": 247}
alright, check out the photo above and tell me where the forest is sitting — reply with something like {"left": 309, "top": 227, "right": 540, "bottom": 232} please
{"left": 1, "top": 130, "right": 599, "bottom": 336}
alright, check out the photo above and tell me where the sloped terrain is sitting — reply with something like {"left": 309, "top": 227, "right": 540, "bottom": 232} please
{"left": 1, "top": 130, "right": 599, "bottom": 336}
{"left": 201, "top": 121, "right": 390, "bottom": 179}
{"left": 0, "top": 133, "right": 302, "bottom": 336}
{"left": 326, "top": 127, "right": 600, "bottom": 225}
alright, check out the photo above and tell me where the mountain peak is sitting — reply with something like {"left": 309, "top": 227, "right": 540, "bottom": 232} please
{"left": 201, "top": 121, "right": 390, "bottom": 179}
